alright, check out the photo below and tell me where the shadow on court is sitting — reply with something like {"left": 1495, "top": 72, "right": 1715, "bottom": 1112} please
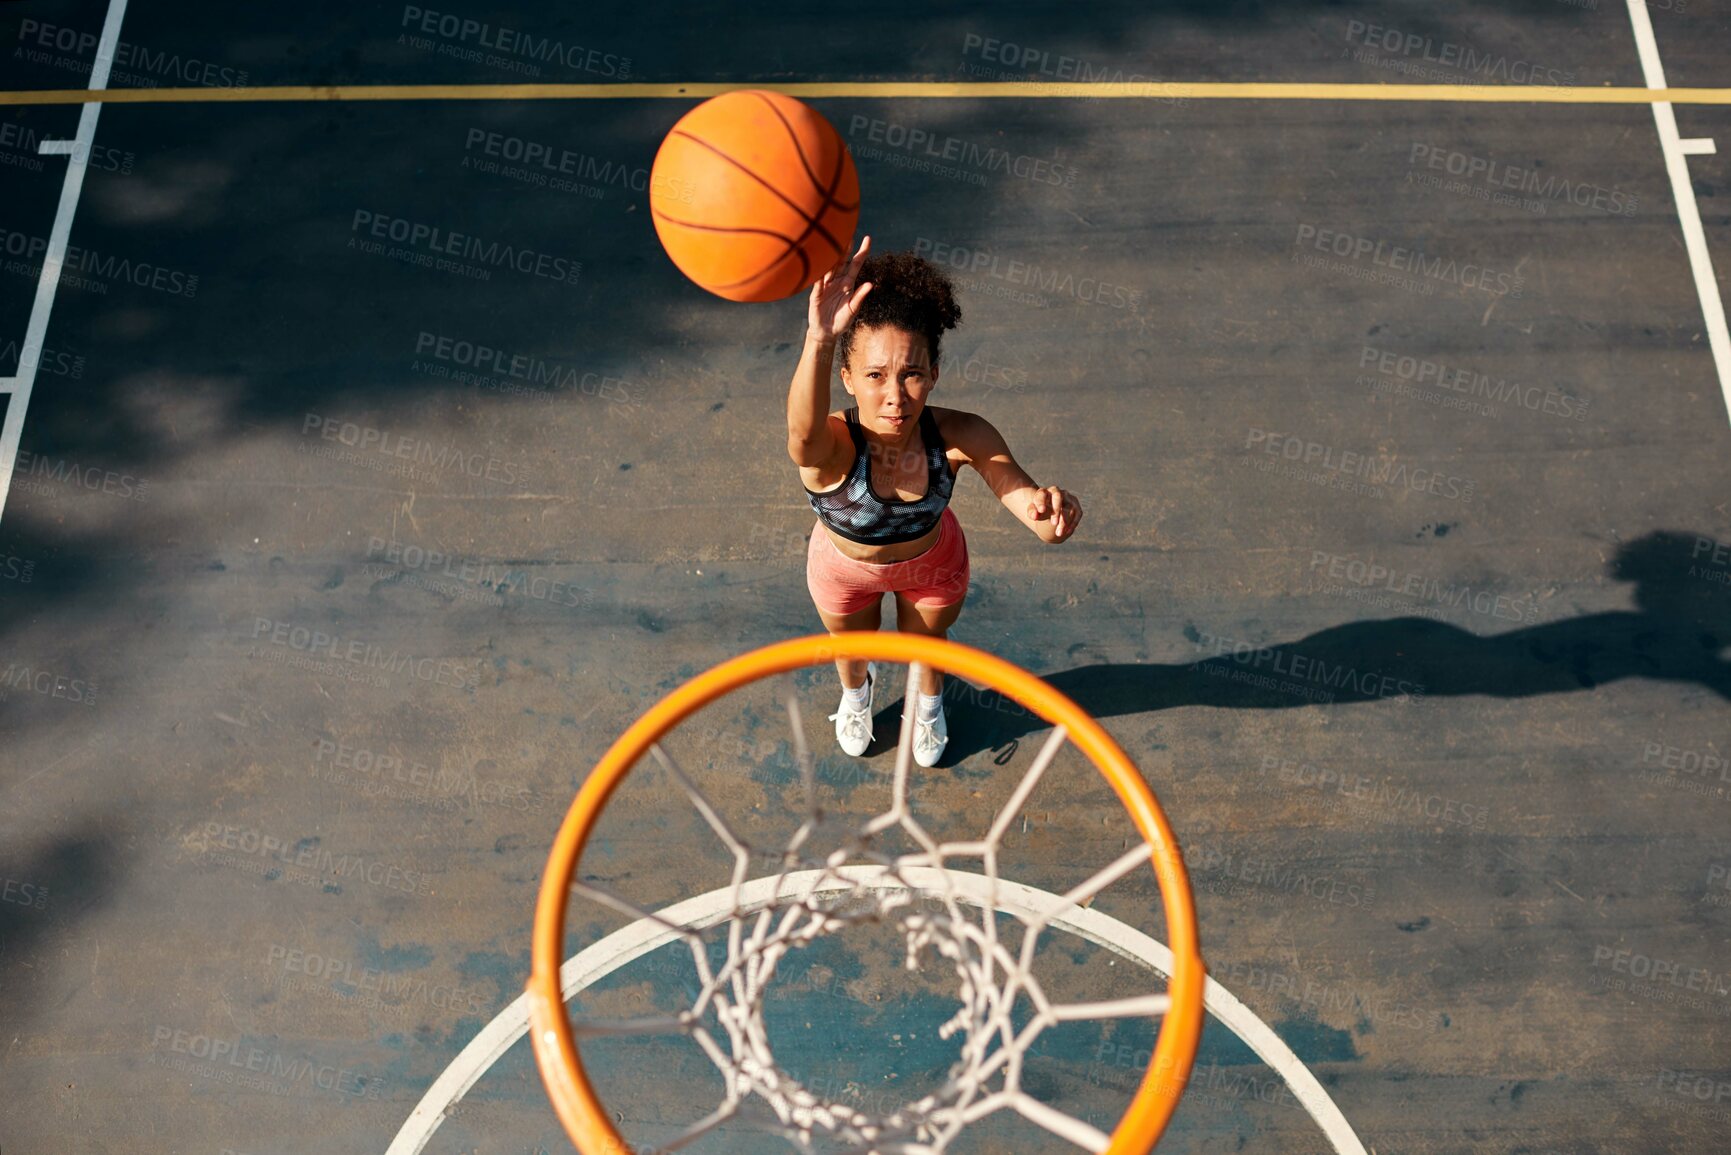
{"left": 0, "top": 826, "right": 121, "bottom": 1033}
{"left": 891, "top": 530, "right": 1731, "bottom": 766}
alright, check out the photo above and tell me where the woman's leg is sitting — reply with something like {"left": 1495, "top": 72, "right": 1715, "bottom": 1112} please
{"left": 815, "top": 599, "right": 884, "bottom": 690}
{"left": 893, "top": 594, "right": 965, "bottom": 694}
{"left": 893, "top": 508, "right": 970, "bottom": 696}
{"left": 808, "top": 521, "right": 887, "bottom": 690}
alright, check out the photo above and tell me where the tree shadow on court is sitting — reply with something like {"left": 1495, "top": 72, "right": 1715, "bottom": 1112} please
{"left": 0, "top": 826, "right": 122, "bottom": 1034}
{"left": 0, "top": 0, "right": 1618, "bottom": 491}
{"left": 0, "top": 515, "right": 138, "bottom": 635}
{"left": 916, "top": 530, "right": 1731, "bottom": 766}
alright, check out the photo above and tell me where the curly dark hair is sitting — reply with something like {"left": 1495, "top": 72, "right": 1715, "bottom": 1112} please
{"left": 835, "top": 250, "right": 963, "bottom": 370}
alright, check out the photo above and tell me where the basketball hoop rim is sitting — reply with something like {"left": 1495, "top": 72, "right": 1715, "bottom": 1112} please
{"left": 528, "top": 631, "right": 1206, "bottom": 1154}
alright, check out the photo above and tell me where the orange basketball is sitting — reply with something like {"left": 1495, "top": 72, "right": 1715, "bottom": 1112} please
{"left": 650, "top": 90, "right": 860, "bottom": 303}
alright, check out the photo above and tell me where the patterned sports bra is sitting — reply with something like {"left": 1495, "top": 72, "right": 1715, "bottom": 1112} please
{"left": 804, "top": 407, "right": 957, "bottom": 545}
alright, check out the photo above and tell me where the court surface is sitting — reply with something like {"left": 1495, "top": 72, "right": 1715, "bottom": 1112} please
{"left": 1, "top": 2, "right": 1729, "bottom": 1153}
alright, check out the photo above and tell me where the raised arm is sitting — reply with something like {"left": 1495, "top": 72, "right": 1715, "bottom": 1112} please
{"left": 952, "top": 411, "right": 1084, "bottom": 544}
{"left": 787, "top": 236, "right": 873, "bottom": 467}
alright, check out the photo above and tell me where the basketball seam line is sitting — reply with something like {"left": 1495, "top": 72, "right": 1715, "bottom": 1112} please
{"left": 752, "top": 90, "right": 859, "bottom": 213}
{"left": 649, "top": 211, "right": 799, "bottom": 244}
{"left": 732, "top": 146, "right": 851, "bottom": 291}
{"left": 651, "top": 209, "right": 809, "bottom": 290}
{"left": 668, "top": 129, "right": 837, "bottom": 249}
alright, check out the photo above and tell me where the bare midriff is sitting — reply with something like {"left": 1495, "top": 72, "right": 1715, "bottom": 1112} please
{"left": 823, "top": 520, "right": 941, "bottom": 564}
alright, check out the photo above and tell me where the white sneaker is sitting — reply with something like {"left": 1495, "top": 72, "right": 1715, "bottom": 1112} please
{"left": 828, "top": 663, "right": 876, "bottom": 757}
{"left": 914, "top": 700, "right": 948, "bottom": 768}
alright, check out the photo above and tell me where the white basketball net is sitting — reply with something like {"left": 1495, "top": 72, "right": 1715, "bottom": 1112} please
{"left": 568, "top": 663, "right": 1173, "bottom": 1154}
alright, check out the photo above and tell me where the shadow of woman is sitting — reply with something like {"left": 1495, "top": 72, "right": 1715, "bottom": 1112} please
{"left": 928, "top": 530, "right": 1731, "bottom": 765}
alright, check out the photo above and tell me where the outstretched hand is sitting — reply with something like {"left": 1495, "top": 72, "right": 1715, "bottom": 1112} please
{"left": 1028, "top": 486, "right": 1083, "bottom": 542}
{"left": 808, "top": 235, "right": 873, "bottom": 343}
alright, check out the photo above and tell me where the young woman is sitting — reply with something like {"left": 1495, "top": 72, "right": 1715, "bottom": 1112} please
{"left": 787, "top": 236, "right": 1084, "bottom": 767}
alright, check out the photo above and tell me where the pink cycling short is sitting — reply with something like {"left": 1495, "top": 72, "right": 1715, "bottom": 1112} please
{"left": 806, "top": 507, "right": 970, "bottom": 616}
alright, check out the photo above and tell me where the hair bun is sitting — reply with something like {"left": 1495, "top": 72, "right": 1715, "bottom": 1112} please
{"left": 838, "top": 250, "right": 964, "bottom": 368}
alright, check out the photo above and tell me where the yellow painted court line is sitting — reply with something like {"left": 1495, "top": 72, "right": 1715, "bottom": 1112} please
{"left": 3, "top": 80, "right": 1731, "bottom": 106}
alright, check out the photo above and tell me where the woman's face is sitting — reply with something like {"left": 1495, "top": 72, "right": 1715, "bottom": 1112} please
{"left": 840, "top": 325, "right": 938, "bottom": 437}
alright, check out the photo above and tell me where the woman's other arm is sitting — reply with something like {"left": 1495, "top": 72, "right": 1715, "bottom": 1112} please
{"left": 951, "top": 411, "right": 1083, "bottom": 544}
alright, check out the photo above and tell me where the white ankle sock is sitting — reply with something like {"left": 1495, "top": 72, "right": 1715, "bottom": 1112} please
{"left": 842, "top": 674, "right": 871, "bottom": 706}
{"left": 917, "top": 690, "right": 943, "bottom": 721}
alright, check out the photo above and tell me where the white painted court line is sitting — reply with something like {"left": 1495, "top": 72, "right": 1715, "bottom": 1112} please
{"left": 1626, "top": 0, "right": 1731, "bottom": 423}
{"left": 0, "top": 0, "right": 130, "bottom": 525}
{"left": 385, "top": 868, "right": 1370, "bottom": 1155}
{"left": 1679, "top": 138, "right": 1718, "bottom": 156}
